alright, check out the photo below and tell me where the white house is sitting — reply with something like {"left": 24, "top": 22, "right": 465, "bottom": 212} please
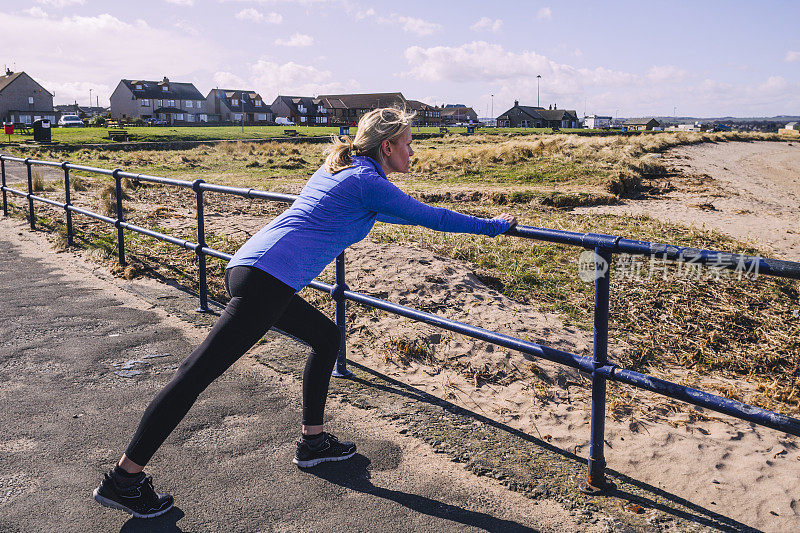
{"left": 583, "top": 115, "right": 612, "bottom": 129}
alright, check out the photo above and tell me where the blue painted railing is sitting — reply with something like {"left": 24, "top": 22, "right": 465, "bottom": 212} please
{"left": 2, "top": 153, "right": 800, "bottom": 493}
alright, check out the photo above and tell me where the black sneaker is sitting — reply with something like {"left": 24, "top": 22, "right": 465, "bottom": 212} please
{"left": 93, "top": 471, "right": 174, "bottom": 519}
{"left": 293, "top": 432, "right": 356, "bottom": 467}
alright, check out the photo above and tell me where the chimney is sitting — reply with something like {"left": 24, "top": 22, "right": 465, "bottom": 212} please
{"left": 554, "top": 103, "right": 557, "bottom": 109}
{"left": 514, "top": 100, "right": 519, "bottom": 107}
{"left": 162, "top": 77, "right": 169, "bottom": 84}
{"left": 549, "top": 104, "right": 552, "bottom": 110}
{"left": 5, "top": 67, "right": 12, "bottom": 76}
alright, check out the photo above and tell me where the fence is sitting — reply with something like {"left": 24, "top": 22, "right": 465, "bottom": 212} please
{"left": 2, "top": 153, "right": 800, "bottom": 493}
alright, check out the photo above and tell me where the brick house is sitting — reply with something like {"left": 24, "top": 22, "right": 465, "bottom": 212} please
{"left": 270, "top": 96, "right": 329, "bottom": 126}
{"left": 0, "top": 69, "right": 55, "bottom": 125}
{"left": 406, "top": 100, "right": 442, "bottom": 127}
{"left": 207, "top": 89, "right": 272, "bottom": 124}
{"left": 110, "top": 77, "right": 207, "bottom": 124}
{"left": 497, "top": 101, "right": 579, "bottom": 128}
{"left": 440, "top": 105, "right": 479, "bottom": 125}
{"left": 316, "top": 92, "right": 407, "bottom": 126}
{"left": 623, "top": 118, "right": 661, "bottom": 131}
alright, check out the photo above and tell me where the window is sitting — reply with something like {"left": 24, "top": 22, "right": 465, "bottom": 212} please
{"left": 186, "top": 114, "right": 195, "bottom": 122}
{"left": 298, "top": 105, "right": 307, "bottom": 113}
{"left": 28, "top": 96, "right": 34, "bottom": 104}
{"left": 234, "top": 113, "right": 242, "bottom": 121}
{"left": 199, "top": 114, "right": 208, "bottom": 122}
{"left": 141, "top": 99, "right": 150, "bottom": 107}
{"left": 300, "top": 116, "right": 306, "bottom": 123}
{"left": 231, "top": 99, "right": 239, "bottom": 106}
{"left": 256, "top": 113, "right": 267, "bottom": 121}
{"left": 186, "top": 100, "right": 193, "bottom": 108}
{"left": 156, "top": 100, "right": 163, "bottom": 107}
{"left": 175, "top": 113, "right": 184, "bottom": 120}
{"left": 317, "top": 105, "right": 326, "bottom": 113}
{"left": 196, "top": 101, "right": 203, "bottom": 109}
{"left": 162, "top": 86, "right": 168, "bottom": 92}
{"left": 20, "top": 115, "right": 31, "bottom": 124}
{"left": 254, "top": 100, "right": 261, "bottom": 107}
{"left": 168, "top": 100, "right": 175, "bottom": 107}
{"left": 135, "top": 84, "right": 142, "bottom": 90}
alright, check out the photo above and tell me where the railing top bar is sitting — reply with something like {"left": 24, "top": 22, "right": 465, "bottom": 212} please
{"left": 199, "top": 182, "right": 298, "bottom": 203}
{"left": 117, "top": 171, "right": 193, "bottom": 188}
{"left": 510, "top": 225, "right": 800, "bottom": 280}
{"left": 0, "top": 155, "right": 26, "bottom": 163}
{"left": 25, "top": 159, "right": 63, "bottom": 168}
{"left": 66, "top": 163, "right": 115, "bottom": 176}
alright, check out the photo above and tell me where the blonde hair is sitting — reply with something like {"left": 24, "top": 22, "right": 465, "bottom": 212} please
{"left": 325, "top": 107, "right": 415, "bottom": 173}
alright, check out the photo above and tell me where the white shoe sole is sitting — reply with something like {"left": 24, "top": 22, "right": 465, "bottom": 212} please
{"left": 293, "top": 450, "right": 356, "bottom": 468}
{"left": 93, "top": 488, "right": 173, "bottom": 519}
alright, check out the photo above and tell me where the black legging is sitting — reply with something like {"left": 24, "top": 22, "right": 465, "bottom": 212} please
{"left": 124, "top": 265, "right": 341, "bottom": 466}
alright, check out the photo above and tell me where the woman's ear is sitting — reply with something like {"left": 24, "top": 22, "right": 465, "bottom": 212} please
{"left": 381, "top": 139, "right": 391, "bottom": 156}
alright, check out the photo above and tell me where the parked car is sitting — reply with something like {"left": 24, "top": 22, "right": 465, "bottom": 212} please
{"left": 58, "top": 115, "right": 85, "bottom": 127}
{"left": 275, "top": 117, "right": 295, "bottom": 126}
{"left": 146, "top": 117, "right": 167, "bottom": 126}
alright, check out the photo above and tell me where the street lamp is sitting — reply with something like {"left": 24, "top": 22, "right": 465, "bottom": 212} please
{"left": 89, "top": 88, "right": 92, "bottom": 111}
{"left": 537, "top": 74, "right": 541, "bottom": 107}
{"left": 241, "top": 91, "right": 245, "bottom": 133}
{"left": 490, "top": 94, "right": 494, "bottom": 125}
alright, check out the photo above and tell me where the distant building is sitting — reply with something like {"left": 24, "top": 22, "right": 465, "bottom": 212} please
{"left": 0, "top": 69, "right": 55, "bottom": 124}
{"left": 110, "top": 77, "right": 207, "bottom": 124}
{"left": 318, "top": 92, "right": 407, "bottom": 126}
{"left": 778, "top": 122, "right": 800, "bottom": 136}
{"left": 583, "top": 115, "right": 612, "bottom": 129}
{"left": 207, "top": 89, "right": 272, "bottom": 124}
{"left": 406, "top": 99, "right": 442, "bottom": 126}
{"left": 623, "top": 118, "right": 661, "bottom": 131}
{"left": 54, "top": 104, "right": 107, "bottom": 119}
{"left": 271, "top": 96, "right": 329, "bottom": 125}
{"left": 440, "top": 105, "right": 479, "bottom": 125}
{"left": 496, "top": 101, "right": 579, "bottom": 128}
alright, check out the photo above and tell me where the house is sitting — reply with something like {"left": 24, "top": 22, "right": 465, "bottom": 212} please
{"left": 440, "top": 105, "right": 479, "bottom": 125}
{"left": 778, "top": 122, "right": 800, "bottom": 136}
{"left": 54, "top": 104, "right": 107, "bottom": 119}
{"left": 406, "top": 99, "right": 442, "bottom": 126}
{"left": 623, "top": 118, "right": 661, "bottom": 131}
{"left": 270, "top": 96, "right": 329, "bottom": 126}
{"left": 0, "top": 69, "right": 55, "bottom": 125}
{"left": 496, "top": 101, "right": 579, "bottom": 128}
{"left": 316, "top": 92, "right": 410, "bottom": 126}
{"left": 110, "top": 77, "right": 207, "bottom": 124}
{"left": 583, "top": 115, "right": 612, "bottom": 129}
{"left": 207, "top": 89, "right": 272, "bottom": 124}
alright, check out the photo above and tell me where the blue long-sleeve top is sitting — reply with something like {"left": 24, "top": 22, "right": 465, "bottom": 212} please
{"left": 227, "top": 156, "right": 510, "bottom": 290}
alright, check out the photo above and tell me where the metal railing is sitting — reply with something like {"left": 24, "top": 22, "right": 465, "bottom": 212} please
{"left": 3, "top": 153, "right": 800, "bottom": 493}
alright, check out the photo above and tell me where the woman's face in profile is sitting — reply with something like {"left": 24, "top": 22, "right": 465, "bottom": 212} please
{"left": 382, "top": 127, "right": 414, "bottom": 174}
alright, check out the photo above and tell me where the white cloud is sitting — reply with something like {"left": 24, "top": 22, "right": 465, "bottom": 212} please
{"left": 24, "top": 7, "right": 48, "bottom": 18}
{"left": 174, "top": 19, "right": 199, "bottom": 36}
{"left": 2, "top": 11, "right": 222, "bottom": 104}
{"left": 537, "top": 7, "right": 552, "bottom": 20}
{"left": 785, "top": 50, "right": 800, "bottom": 62}
{"left": 357, "top": 10, "right": 441, "bottom": 36}
{"left": 573, "top": 49, "right": 582, "bottom": 57}
{"left": 388, "top": 14, "right": 441, "bottom": 36}
{"left": 35, "top": 0, "right": 84, "bottom": 7}
{"left": 213, "top": 57, "right": 358, "bottom": 100}
{"left": 646, "top": 65, "right": 689, "bottom": 83}
{"left": 470, "top": 17, "right": 502, "bottom": 33}
{"left": 235, "top": 8, "right": 282, "bottom": 23}
{"left": 274, "top": 32, "right": 314, "bottom": 46}
{"left": 165, "top": 0, "right": 194, "bottom": 5}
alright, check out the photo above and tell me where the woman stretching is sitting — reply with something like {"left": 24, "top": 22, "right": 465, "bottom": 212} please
{"left": 94, "top": 108, "right": 517, "bottom": 518}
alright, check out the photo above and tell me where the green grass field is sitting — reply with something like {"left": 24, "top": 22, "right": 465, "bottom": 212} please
{"left": 3, "top": 125, "right": 597, "bottom": 145}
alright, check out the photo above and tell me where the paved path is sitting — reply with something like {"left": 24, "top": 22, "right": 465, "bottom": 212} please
{"left": 0, "top": 221, "right": 589, "bottom": 533}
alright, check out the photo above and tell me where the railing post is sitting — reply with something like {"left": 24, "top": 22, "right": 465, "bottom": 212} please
{"left": 25, "top": 158, "right": 35, "bottom": 230}
{"left": 579, "top": 246, "right": 614, "bottom": 494}
{"left": 1, "top": 156, "right": 7, "bottom": 216}
{"left": 331, "top": 251, "right": 354, "bottom": 377}
{"left": 62, "top": 162, "right": 73, "bottom": 246}
{"left": 112, "top": 168, "right": 126, "bottom": 266}
{"left": 192, "top": 179, "right": 210, "bottom": 313}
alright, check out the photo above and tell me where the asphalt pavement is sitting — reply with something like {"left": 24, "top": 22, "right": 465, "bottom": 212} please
{"left": 0, "top": 222, "right": 589, "bottom": 533}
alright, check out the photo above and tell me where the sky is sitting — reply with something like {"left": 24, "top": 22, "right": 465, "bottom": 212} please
{"left": 2, "top": 0, "right": 799, "bottom": 118}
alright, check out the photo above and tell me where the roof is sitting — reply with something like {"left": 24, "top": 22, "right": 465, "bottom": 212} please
{"left": 785, "top": 122, "right": 798, "bottom": 128}
{"left": 0, "top": 71, "right": 53, "bottom": 97}
{"left": 624, "top": 117, "right": 660, "bottom": 125}
{"left": 211, "top": 88, "right": 266, "bottom": 113}
{"left": 536, "top": 108, "right": 578, "bottom": 121}
{"left": 121, "top": 79, "right": 204, "bottom": 100}
{"left": 317, "top": 92, "right": 407, "bottom": 110}
{"left": 440, "top": 107, "right": 477, "bottom": 117}
{"left": 405, "top": 99, "right": 432, "bottom": 111}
